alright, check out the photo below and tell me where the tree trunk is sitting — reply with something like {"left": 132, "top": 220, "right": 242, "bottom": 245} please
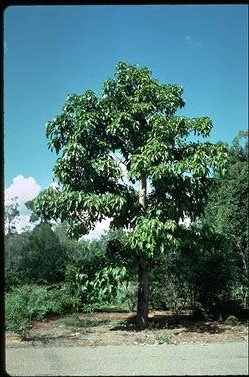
{"left": 136, "top": 259, "right": 149, "bottom": 329}
{"left": 136, "top": 176, "right": 149, "bottom": 329}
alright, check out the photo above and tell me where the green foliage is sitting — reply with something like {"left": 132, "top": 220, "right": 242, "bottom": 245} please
{"left": 26, "top": 61, "right": 228, "bottom": 327}
{"left": 103, "top": 228, "right": 133, "bottom": 267}
{"left": 5, "top": 261, "right": 25, "bottom": 291}
{"left": 128, "top": 217, "right": 178, "bottom": 259}
{"left": 5, "top": 224, "right": 135, "bottom": 317}
{"left": 46, "top": 284, "right": 74, "bottom": 314}
{"left": 192, "top": 302, "right": 210, "bottom": 321}
{"left": 56, "top": 228, "right": 134, "bottom": 312}
{"left": 202, "top": 131, "right": 248, "bottom": 307}
{"left": 25, "top": 193, "right": 49, "bottom": 223}
{"left": 65, "top": 262, "right": 129, "bottom": 312}
{"left": 184, "top": 225, "right": 239, "bottom": 317}
{"left": 4, "top": 224, "right": 70, "bottom": 289}
{"left": 224, "top": 315, "right": 240, "bottom": 326}
{"left": 4, "top": 231, "right": 30, "bottom": 263}
{"left": 22, "top": 223, "right": 67, "bottom": 284}
{"left": 5, "top": 284, "right": 74, "bottom": 334}
{"left": 203, "top": 133, "right": 248, "bottom": 238}
{"left": 155, "top": 333, "right": 169, "bottom": 344}
{"left": 149, "top": 244, "right": 194, "bottom": 314}
{"left": 33, "top": 61, "right": 227, "bottom": 246}
{"left": 5, "top": 231, "right": 32, "bottom": 290}
{"left": 5, "top": 285, "right": 50, "bottom": 333}
{"left": 149, "top": 223, "right": 239, "bottom": 317}
{"left": 115, "top": 281, "right": 138, "bottom": 311}
{"left": 93, "top": 266, "right": 127, "bottom": 303}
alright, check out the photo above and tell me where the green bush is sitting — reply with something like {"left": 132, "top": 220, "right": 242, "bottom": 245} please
{"left": 115, "top": 281, "right": 137, "bottom": 311}
{"left": 65, "top": 263, "right": 129, "bottom": 312}
{"left": 5, "top": 285, "right": 48, "bottom": 333}
{"left": 192, "top": 302, "right": 210, "bottom": 321}
{"left": 46, "top": 284, "right": 75, "bottom": 315}
{"left": 224, "top": 315, "right": 240, "bottom": 326}
{"left": 4, "top": 224, "right": 71, "bottom": 289}
{"left": 149, "top": 253, "right": 193, "bottom": 314}
{"left": 5, "top": 262, "right": 24, "bottom": 291}
{"left": 5, "top": 284, "right": 74, "bottom": 334}
{"left": 155, "top": 333, "right": 169, "bottom": 344}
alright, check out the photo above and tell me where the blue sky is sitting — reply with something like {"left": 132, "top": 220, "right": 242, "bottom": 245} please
{"left": 4, "top": 4, "right": 248, "bottom": 232}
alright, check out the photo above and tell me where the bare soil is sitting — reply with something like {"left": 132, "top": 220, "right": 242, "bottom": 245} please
{"left": 6, "top": 310, "right": 248, "bottom": 348}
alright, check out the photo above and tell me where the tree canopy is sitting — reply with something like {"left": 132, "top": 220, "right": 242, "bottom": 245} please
{"left": 32, "top": 61, "right": 228, "bottom": 327}
{"left": 202, "top": 131, "right": 248, "bottom": 307}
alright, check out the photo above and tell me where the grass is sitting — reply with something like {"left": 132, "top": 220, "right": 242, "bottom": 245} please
{"left": 155, "top": 333, "right": 170, "bottom": 344}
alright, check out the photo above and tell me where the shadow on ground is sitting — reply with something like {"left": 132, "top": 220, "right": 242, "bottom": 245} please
{"left": 109, "top": 312, "right": 228, "bottom": 334}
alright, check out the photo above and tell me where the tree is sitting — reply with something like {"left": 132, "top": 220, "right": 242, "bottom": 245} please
{"left": 4, "top": 197, "right": 20, "bottom": 235}
{"left": 20, "top": 223, "right": 67, "bottom": 285}
{"left": 202, "top": 131, "right": 248, "bottom": 307}
{"left": 4, "top": 231, "right": 31, "bottom": 290}
{"left": 25, "top": 191, "right": 51, "bottom": 224}
{"left": 32, "top": 61, "right": 227, "bottom": 328}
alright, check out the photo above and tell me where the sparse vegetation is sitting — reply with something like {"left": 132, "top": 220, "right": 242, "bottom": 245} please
{"left": 155, "top": 333, "right": 169, "bottom": 344}
{"left": 224, "top": 315, "right": 240, "bottom": 326}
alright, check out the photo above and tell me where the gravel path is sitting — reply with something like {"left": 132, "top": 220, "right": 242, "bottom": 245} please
{"left": 6, "top": 341, "right": 248, "bottom": 376}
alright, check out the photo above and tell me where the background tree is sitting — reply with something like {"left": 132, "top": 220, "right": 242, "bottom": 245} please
{"left": 201, "top": 131, "right": 248, "bottom": 307}
{"left": 5, "top": 223, "right": 69, "bottom": 288}
{"left": 33, "top": 61, "right": 227, "bottom": 328}
{"left": 20, "top": 223, "right": 67, "bottom": 284}
{"left": 4, "top": 197, "right": 20, "bottom": 235}
{"left": 4, "top": 231, "right": 30, "bottom": 290}
{"left": 149, "top": 222, "right": 238, "bottom": 319}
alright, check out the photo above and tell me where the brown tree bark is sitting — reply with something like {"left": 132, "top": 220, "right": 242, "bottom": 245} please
{"left": 136, "top": 258, "right": 149, "bottom": 329}
{"left": 136, "top": 176, "right": 149, "bottom": 329}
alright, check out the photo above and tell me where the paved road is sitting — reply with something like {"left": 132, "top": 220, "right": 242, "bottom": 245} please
{"left": 5, "top": 342, "right": 248, "bottom": 376}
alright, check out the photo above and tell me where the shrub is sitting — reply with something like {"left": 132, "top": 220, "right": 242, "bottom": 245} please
{"left": 5, "top": 262, "right": 24, "bottom": 291}
{"left": 115, "top": 281, "right": 137, "bottom": 311}
{"left": 155, "top": 333, "right": 169, "bottom": 344}
{"left": 5, "top": 284, "right": 74, "bottom": 334}
{"left": 5, "top": 285, "right": 48, "bottom": 333}
{"left": 211, "top": 299, "right": 242, "bottom": 320}
{"left": 149, "top": 253, "right": 193, "bottom": 314}
{"left": 65, "top": 263, "right": 129, "bottom": 312}
{"left": 192, "top": 302, "right": 210, "bottom": 321}
{"left": 46, "top": 284, "right": 75, "bottom": 315}
{"left": 224, "top": 315, "right": 240, "bottom": 326}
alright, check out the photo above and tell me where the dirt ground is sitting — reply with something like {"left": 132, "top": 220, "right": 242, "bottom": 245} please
{"left": 6, "top": 310, "right": 248, "bottom": 348}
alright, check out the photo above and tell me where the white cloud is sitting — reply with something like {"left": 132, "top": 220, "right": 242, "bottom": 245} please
{"left": 5, "top": 175, "right": 41, "bottom": 233}
{"left": 185, "top": 35, "right": 192, "bottom": 45}
{"left": 119, "top": 162, "right": 129, "bottom": 185}
{"left": 110, "top": 152, "right": 130, "bottom": 186}
{"left": 185, "top": 35, "right": 202, "bottom": 48}
{"left": 49, "top": 182, "right": 59, "bottom": 189}
{"left": 83, "top": 218, "right": 111, "bottom": 241}
{"left": 5, "top": 175, "right": 112, "bottom": 238}
{"left": 15, "top": 215, "right": 34, "bottom": 233}
{"left": 5, "top": 175, "right": 41, "bottom": 205}
{"left": 179, "top": 215, "right": 191, "bottom": 228}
